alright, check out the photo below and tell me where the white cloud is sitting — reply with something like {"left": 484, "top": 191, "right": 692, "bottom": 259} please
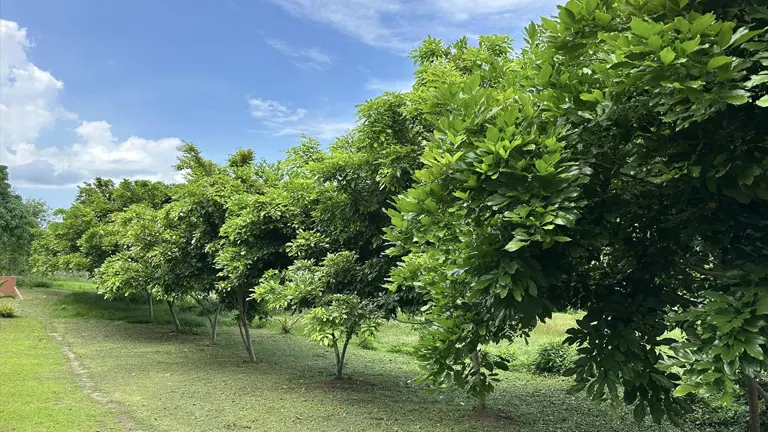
{"left": 249, "top": 98, "right": 308, "bottom": 123}
{"left": 267, "top": 0, "right": 561, "bottom": 53}
{"left": 274, "top": 121, "right": 356, "bottom": 140}
{"left": 248, "top": 97, "right": 354, "bottom": 140}
{"left": 365, "top": 78, "right": 414, "bottom": 93}
{"left": 0, "top": 19, "right": 183, "bottom": 188}
{"left": 267, "top": 39, "right": 333, "bottom": 70}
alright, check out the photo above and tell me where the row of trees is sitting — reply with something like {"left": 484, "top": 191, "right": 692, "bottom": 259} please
{"left": 29, "top": 0, "right": 768, "bottom": 428}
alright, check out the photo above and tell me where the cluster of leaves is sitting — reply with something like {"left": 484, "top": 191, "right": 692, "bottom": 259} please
{"left": 0, "top": 299, "right": 17, "bottom": 318}
{"left": 533, "top": 342, "right": 577, "bottom": 376}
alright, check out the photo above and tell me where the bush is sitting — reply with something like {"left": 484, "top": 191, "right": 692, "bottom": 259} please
{"left": 16, "top": 276, "right": 53, "bottom": 288}
{"left": 0, "top": 300, "right": 17, "bottom": 318}
{"left": 532, "top": 342, "right": 575, "bottom": 376}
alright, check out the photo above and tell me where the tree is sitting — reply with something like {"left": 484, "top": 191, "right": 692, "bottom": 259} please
{"left": 254, "top": 253, "right": 381, "bottom": 379}
{"left": 32, "top": 178, "right": 171, "bottom": 275}
{"left": 387, "top": 0, "right": 768, "bottom": 426}
{"left": 213, "top": 150, "right": 296, "bottom": 362}
{"left": 95, "top": 205, "right": 163, "bottom": 321}
{"left": 0, "top": 166, "right": 43, "bottom": 274}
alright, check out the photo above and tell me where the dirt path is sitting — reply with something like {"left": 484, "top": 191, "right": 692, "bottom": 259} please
{"left": 25, "top": 288, "right": 149, "bottom": 432}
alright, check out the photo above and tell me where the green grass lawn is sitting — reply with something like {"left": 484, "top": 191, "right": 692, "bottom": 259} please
{"left": 0, "top": 313, "right": 126, "bottom": 432}
{"left": 4, "top": 279, "right": 688, "bottom": 431}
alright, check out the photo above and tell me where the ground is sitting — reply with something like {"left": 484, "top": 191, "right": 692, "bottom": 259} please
{"left": 1, "top": 280, "right": 687, "bottom": 432}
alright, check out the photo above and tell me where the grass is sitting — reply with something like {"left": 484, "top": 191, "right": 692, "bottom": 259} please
{"left": 0, "top": 315, "right": 126, "bottom": 432}
{"left": 6, "top": 279, "right": 687, "bottom": 431}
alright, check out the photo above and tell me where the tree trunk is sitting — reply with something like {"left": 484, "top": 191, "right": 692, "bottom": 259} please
{"left": 336, "top": 335, "right": 352, "bottom": 380}
{"left": 147, "top": 291, "right": 154, "bottom": 321}
{"left": 472, "top": 347, "right": 486, "bottom": 410}
{"left": 332, "top": 335, "right": 342, "bottom": 379}
{"left": 210, "top": 303, "right": 221, "bottom": 345}
{"left": 747, "top": 376, "right": 761, "bottom": 432}
{"left": 238, "top": 295, "right": 256, "bottom": 362}
{"left": 168, "top": 298, "right": 181, "bottom": 332}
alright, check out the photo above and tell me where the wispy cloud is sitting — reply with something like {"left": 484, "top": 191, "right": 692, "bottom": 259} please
{"left": 365, "top": 78, "right": 414, "bottom": 93}
{"left": 248, "top": 97, "right": 353, "bottom": 140}
{"left": 267, "top": 0, "right": 561, "bottom": 53}
{"left": 266, "top": 38, "right": 333, "bottom": 70}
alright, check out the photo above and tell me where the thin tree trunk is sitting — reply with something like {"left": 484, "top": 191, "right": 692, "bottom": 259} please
{"left": 167, "top": 298, "right": 181, "bottom": 332}
{"left": 332, "top": 334, "right": 342, "bottom": 379}
{"left": 193, "top": 295, "right": 221, "bottom": 345}
{"left": 148, "top": 291, "right": 154, "bottom": 321}
{"left": 211, "top": 303, "right": 221, "bottom": 345}
{"left": 747, "top": 376, "right": 761, "bottom": 432}
{"left": 472, "top": 347, "right": 486, "bottom": 410}
{"left": 238, "top": 295, "right": 256, "bottom": 362}
{"left": 336, "top": 335, "right": 352, "bottom": 380}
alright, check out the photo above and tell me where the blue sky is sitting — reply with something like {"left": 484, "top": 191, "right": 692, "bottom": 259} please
{"left": 0, "top": 0, "right": 560, "bottom": 209}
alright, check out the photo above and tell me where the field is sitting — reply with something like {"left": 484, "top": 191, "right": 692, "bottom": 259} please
{"left": 2, "top": 279, "right": 696, "bottom": 431}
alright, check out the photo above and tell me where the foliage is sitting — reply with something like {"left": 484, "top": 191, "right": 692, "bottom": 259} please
{"left": 386, "top": 0, "right": 768, "bottom": 426}
{"left": 0, "top": 299, "right": 17, "bottom": 317}
{"left": 0, "top": 166, "right": 46, "bottom": 274}
{"left": 532, "top": 342, "right": 576, "bottom": 376}
{"left": 31, "top": 178, "right": 171, "bottom": 275}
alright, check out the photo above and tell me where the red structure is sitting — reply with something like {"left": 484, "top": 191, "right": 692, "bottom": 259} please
{"left": 0, "top": 276, "right": 22, "bottom": 299}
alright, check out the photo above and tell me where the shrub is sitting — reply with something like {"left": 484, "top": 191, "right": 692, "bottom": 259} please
{"left": 0, "top": 300, "right": 17, "bottom": 318}
{"left": 532, "top": 341, "right": 575, "bottom": 376}
{"left": 16, "top": 276, "right": 53, "bottom": 288}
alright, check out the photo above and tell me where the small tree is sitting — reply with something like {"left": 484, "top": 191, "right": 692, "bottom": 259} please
{"left": 257, "top": 252, "right": 380, "bottom": 379}
{"left": 306, "top": 294, "right": 380, "bottom": 380}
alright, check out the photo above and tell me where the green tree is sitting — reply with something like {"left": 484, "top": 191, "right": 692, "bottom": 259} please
{"left": 0, "top": 166, "right": 43, "bottom": 274}
{"left": 387, "top": 0, "right": 768, "bottom": 426}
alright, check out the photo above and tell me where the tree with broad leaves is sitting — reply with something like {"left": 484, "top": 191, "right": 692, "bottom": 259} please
{"left": 387, "top": 0, "right": 768, "bottom": 427}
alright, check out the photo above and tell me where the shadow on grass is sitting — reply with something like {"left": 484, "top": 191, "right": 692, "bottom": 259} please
{"left": 47, "top": 290, "right": 675, "bottom": 432}
{"left": 52, "top": 291, "right": 210, "bottom": 334}
{"left": 59, "top": 316, "right": 674, "bottom": 432}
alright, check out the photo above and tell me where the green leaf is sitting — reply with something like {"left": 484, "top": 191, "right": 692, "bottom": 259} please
{"left": 745, "top": 73, "right": 768, "bottom": 88}
{"left": 717, "top": 89, "right": 751, "bottom": 105}
{"left": 595, "top": 11, "right": 612, "bottom": 25}
{"left": 538, "top": 63, "right": 553, "bottom": 85}
{"left": 718, "top": 24, "right": 733, "bottom": 48}
{"left": 634, "top": 401, "right": 647, "bottom": 423}
{"left": 731, "top": 27, "right": 766, "bottom": 48}
{"left": 660, "top": 47, "right": 676, "bottom": 65}
{"left": 745, "top": 342, "right": 764, "bottom": 360}
{"left": 680, "top": 36, "right": 700, "bottom": 54}
{"left": 648, "top": 35, "right": 662, "bottom": 51}
{"left": 504, "top": 241, "right": 528, "bottom": 252}
{"left": 559, "top": 6, "right": 576, "bottom": 25}
{"left": 631, "top": 18, "right": 651, "bottom": 39}
{"left": 707, "top": 56, "right": 731, "bottom": 69}
{"left": 756, "top": 296, "right": 768, "bottom": 315}
{"left": 757, "top": 95, "right": 768, "bottom": 108}
{"left": 691, "top": 13, "right": 715, "bottom": 36}
{"left": 553, "top": 236, "right": 572, "bottom": 242}
{"left": 673, "top": 384, "right": 696, "bottom": 396}
{"left": 486, "top": 126, "right": 500, "bottom": 143}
